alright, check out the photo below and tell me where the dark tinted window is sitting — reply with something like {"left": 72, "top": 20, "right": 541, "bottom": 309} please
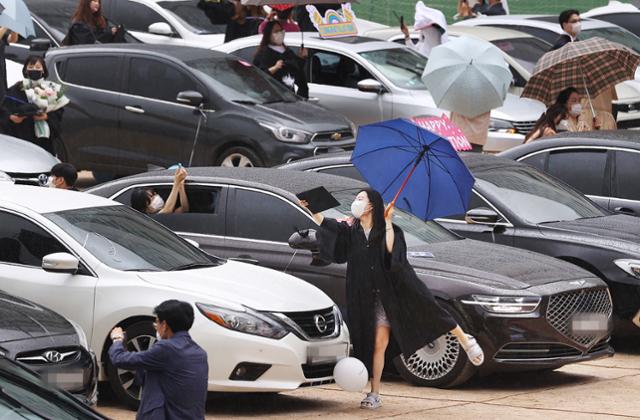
{"left": 234, "top": 46, "right": 258, "bottom": 63}
{"left": 520, "top": 151, "right": 548, "bottom": 171}
{"left": 491, "top": 37, "right": 550, "bottom": 73}
{"left": 491, "top": 25, "right": 557, "bottom": 44}
{"left": 614, "top": 150, "right": 640, "bottom": 200}
{"left": 63, "top": 56, "right": 122, "bottom": 91}
{"left": 0, "top": 211, "right": 67, "bottom": 267}
{"left": 310, "top": 50, "right": 373, "bottom": 88}
{"left": 231, "top": 189, "right": 312, "bottom": 242}
{"left": 593, "top": 13, "right": 640, "bottom": 37}
{"left": 110, "top": 1, "right": 168, "bottom": 33}
{"left": 128, "top": 58, "right": 197, "bottom": 102}
{"left": 317, "top": 166, "right": 364, "bottom": 181}
{"left": 547, "top": 150, "right": 608, "bottom": 196}
{"left": 158, "top": 1, "right": 226, "bottom": 34}
{"left": 25, "top": 0, "right": 77, "bottom": 35}
{"left": 17, "top": 20, "right": 50, "bottom": 46}
{"left": 444, "top": 191, "right": 502, "bottom": 222}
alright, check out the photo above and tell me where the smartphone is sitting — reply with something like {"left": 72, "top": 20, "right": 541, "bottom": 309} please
{"left": 400, "top": 15, "right": 405, "bottom": 28}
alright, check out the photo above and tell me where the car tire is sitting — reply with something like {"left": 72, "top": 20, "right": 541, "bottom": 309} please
{"left": 393, "top": 302, "right": 476, "bottom": 388}
{"left": 106, "top": 320, "right": 157, "bottom": 410}
{"left": 216, "top": 146, "right": 263, "bottom": 168}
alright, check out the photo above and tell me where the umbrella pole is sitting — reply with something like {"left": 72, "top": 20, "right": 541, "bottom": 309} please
{"left": 384, "top": 147, "right": 428, "bottom": 218}
{"left": 581, "top": 72, "right": 598, "bottom": 129}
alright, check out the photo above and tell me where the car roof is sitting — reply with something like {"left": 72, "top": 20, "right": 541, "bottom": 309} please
{"left": 448, "top": 25, "right": 540, "bottom": 41}
{"left": 460, "top": 152, "right": 522, "bottom": 173}
{"left": 277, "top": 152, "right": 353, "bottom": 171}
{"left": 0, "top": 184, "right": 118, "bottom": 214}
{"left": 92, "top": 167, "right": 368, "bottom": 197}
{"left": 454, "top": 15, "right": 616, "bottom": 32}
{"left": 584, "top": 2, "right": 639, "bottom": 16}
{"left": 221, "top": 33, "right": 404, "bottom": 53}
{"left": 47, "top": 43, "right": 230, "bottom": 62}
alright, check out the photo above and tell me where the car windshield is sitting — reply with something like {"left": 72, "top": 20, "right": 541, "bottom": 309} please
{"left": 45, "top": 205, "right": 223, "bottom": 272}
{"left": 320, "top": 189, "right": 459, "bottom": 247}
{"left": 158, "top": 1, "right": 225, "bottom": 35}
{"left": 188, "top": 57, "right": 298, "bottom": 104}
{"left": 359, "top": 48, "right": 428, "bottom": 90}
{"left": 473, "top": 165, "right": 606, "bottom": 224}
{"left": 491, "top": 37, "right": 549, "bottom": 73}
{"left": 25, "top": 0, "right": 76, "bottom": 37}
{"left": 0, "top": 358, "right": 98, "bottom": 419}
{"left": 581, "top": 27, "right": 640, "bottom": 54}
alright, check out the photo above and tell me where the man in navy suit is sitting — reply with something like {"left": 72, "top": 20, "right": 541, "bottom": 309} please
{"left": 551, "top": 9, "right": 581, "bottom": 51}
{"left": 109, "top": 300, "right": 208, "bottom": 419}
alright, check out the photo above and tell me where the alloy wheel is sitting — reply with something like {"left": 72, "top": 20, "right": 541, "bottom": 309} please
{"left": 117, "top": 334, "right": 157, "bottom": 400}
{"left": 220, "top": 153, "right": 255, "bottom": 168}
{"left": 400, "top": 333, "right": 460, "bottom": 380}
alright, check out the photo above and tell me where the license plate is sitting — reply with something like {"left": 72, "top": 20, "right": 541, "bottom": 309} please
{"left": 44, "top": 370, "right": 85, "bottom": 390}
{"left": 570, "top": 313, "right": 609, "bottom": 335}
{"left": 307, "top": 342, "right": 349, "bottom": 365}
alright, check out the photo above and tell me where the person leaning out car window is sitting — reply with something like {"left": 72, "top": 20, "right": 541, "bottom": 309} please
{"left": 131, "top": 166, "right": 190, "bottom": 215}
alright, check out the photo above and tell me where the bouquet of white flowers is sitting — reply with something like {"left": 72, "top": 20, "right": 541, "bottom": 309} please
{"left": 23, "top": 78, "right": 70, "bottom": 139}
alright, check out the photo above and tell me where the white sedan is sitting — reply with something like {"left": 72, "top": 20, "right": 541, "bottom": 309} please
{"left": 0, "top": 184, "right": 349, "bottom": 408}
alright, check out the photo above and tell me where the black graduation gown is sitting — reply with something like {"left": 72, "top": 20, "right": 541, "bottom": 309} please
{"left": 253, "top": 47, "right": 309, "bottom": 99}
{"left": 224, "top": 17, "right": 262, "bottom": 43}
{"left": 319, "top": 218, "right": 457, "bottom": 374}
{"left": 0, "top": 83, "right": 64, "bottom": 155}
{"left": 65, "top": 20, "right": 117, "bottom": 45}
{"left": 0, "top": 32, "right": 11, "bottom": 102}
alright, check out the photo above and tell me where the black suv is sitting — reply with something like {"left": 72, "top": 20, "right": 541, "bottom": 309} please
{"left": 45, "top": 44, "right": 355, "bottom": 175}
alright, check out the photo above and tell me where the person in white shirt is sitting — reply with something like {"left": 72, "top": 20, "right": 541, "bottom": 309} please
{"left": 400, "top": 1, "right": 448, "bottom": 57}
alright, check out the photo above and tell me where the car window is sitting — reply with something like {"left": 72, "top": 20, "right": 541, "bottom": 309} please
{"left": 109, "top": 1, "right": 168, "bottom": 33}
{"left": 317, "top": 166, "right": 365, "bottom": 181}
{"left": 593, "top": 13, "right": 640, "bottom": 37}
{"left": 128, "top": 58, "right": 198, "bottom": 103}
{"left": 309, "top": 50, "right": 373, "bottom": 88}
{"left": 359, "top": 48, "right": 427, "bottom": 90}
{"left": 442, "top": 191, "right": 504, "bottom": 222}
{"left": 581, "top": 27, "right": 640, "bottom": 54}
{"left": 24, "top": 0, "right": 77, "bottom": 35}
{"left": 547, "top": 149, "right": 609, "bottom": 196}
{"left": 230, "top": 189, "right": 312, "bottom": 243}
{"left": 233, "top": 46, "right": 258, "bottom": 63}
{"left": 491, "top": 37, "right": 549, "bottom": 73}
{"left": 0, "top": 211, "right": 67, "bottom": 267}
{"left": 61, "top": 56, "right": 122, "bottom": 92}
{"left": 614, "top": 150, "right": 640, "bottom": 200}
{"left": 16, "top": 20, "right": 50, "bottom": 46}
{"left": 158, "top": 1, "right": 226, "bottom": 35}
{"left": 491, "top": 25, "right": 557, "bottom": 45}
{"left": 519, "top": 151, "right": 548, "bottom": 171}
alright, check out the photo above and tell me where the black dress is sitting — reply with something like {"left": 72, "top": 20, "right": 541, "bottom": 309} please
{"left": 0, "top": 32, "right": 12, "bottom": 102}
{"left": 319, "top": 218, "right": 457, "bottom": 374}
{"left": 65, "top": 20, "right": 119, "bottom": 45}
{"left": 224, "top": 17, "right": 262, "bottom": 43}
{"left": 0, "top": 82, "right": 64, "bottom": 155}
{"left": 254, "top": 47, "right": 309, "bottom": 99}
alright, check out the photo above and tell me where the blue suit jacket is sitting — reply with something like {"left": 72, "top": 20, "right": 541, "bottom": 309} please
{"left": 109, "top": 331, "right": 208, "bottom": 420}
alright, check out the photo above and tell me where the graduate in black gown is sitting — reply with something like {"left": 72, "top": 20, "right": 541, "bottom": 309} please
{"left": 301, "top": 188, "right": 484, "bottom": 410}
{"left": 253, "top": 20, "right": 309, "bottom": 99}
{"left": 64, "top": 0, "right": 123, "bottom": 45}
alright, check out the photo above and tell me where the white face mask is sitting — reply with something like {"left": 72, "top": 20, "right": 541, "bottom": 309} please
{"left": 156, "top": 332, "right": 162, "bottom": 341}
{"left": 570, "top": 103, "right": 583, "bottom": 117}
{"left": 556, "top": 119, "right": 571, "bottom": 132}
{"left": 148, "top": 194, "right": 165, "bottom": 213}
{"left": 351, "top": 200, "right": 369, "bottom": 219}
{"left": 45, "top": 176, "right": 55, "bottom": 188}
{"left": 271, "top": 31, "right": 285, "bottom": 45}
{"left": 571, "top": 22, "right": 582, "bottom": 36}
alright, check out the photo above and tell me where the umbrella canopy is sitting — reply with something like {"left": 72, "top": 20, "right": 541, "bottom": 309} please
{"left": 351, "top": 119, "right": 475, "bottom": 221}
{"left": 422, "top": 36, "right": 511, "bottom": 118}
{"left": 522, "top": 37, "right": 640, "bottom": 105}
{"left": 0, "top": 0, "right": 35, "bottom": 38}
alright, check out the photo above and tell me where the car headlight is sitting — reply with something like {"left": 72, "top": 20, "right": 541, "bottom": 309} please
{"left": 68, "top": 320, "right": 89, "bottom": 350}
{"left": 196, "top": 303, "right": 288, "bottom": 339}
{"left": 258, "top": 120, "right": 312, "bottom": 144}
{"left": 461, "top": 295, "right": 541, "bottom": 314}
{"left": 614, "top": 259, "right": 640, "bottom": 278}
{"left": 489, "top": 118, "right": 518, "bottom": 134}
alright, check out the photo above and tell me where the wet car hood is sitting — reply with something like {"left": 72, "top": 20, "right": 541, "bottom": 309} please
{"left": 249, "top": 100, "right": 353, "bottom": 132}
{"left": 408, "top": 239, "right": 595, "bottom": 289}
{"left": 138, "top": 260, "right": 335, "bottom": 312}
{"left": 541, "top": 214, "right": 640, "bottom": 255}
{"left": 0, "top": 294, "right": 74, "bottom": 342}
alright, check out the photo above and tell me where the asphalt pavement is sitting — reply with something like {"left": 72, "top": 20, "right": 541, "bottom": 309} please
{"left": 98, "top": 337, "right": 640, "bottom": 419}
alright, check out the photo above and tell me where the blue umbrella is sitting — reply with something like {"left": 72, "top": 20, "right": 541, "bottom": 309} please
{"left": 0, "top": 0, "right": 35, "bottom": 38}
{"left": 351, "top": 119, "right": 474, "bottom": 221}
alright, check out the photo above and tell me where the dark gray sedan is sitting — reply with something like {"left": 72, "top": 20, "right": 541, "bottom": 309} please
{"left": 90, "top": 168, "right": 613, "bottom": 388}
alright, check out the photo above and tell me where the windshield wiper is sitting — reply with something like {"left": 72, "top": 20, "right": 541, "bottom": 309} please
{"left": 170, "top": 262, "right": 217, "bottom": 271}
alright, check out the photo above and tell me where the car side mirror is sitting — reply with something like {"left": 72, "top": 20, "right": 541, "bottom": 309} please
{"left": 465, "top": 207, "right": 500, "bottom": 225}
{"left": 30, "top": 38, "right": 51, "bottom": 52}
{"left": 148, "top": 22, "right": 174, "bottom": 36}
{"left": 42, "top": 253, "right": 79, "bottom": 274}
{"left": 357, "top": 79, "right": 385, "bottom": 94}
{"left": 184, "top": 238, "right": 200, "bottom": 248}
{"left": 288, "top": 229, "right": 320, "bottom": 251}
{"left": 176, "top": 90, "right": 204, "bottom": 106}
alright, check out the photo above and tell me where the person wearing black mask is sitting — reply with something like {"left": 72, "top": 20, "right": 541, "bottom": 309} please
{"left": 253, "top": 20, "right": 309, "bottom": 99}
{"left": 0, "top": 56, "right": 68, "bottom": 154}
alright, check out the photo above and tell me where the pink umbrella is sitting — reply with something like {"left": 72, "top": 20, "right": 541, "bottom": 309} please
{"left": 411, "top": 115, "right": 472, "bottom": 152}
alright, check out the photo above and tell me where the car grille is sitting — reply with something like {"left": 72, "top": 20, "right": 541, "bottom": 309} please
{"left": 8, "top": 172, "right": 47, "bottom": 186}
{"left": 302, "top": 362, "right": 336, "bottom": 379}
{"left": 16, "top": 347, "right": 81, "bottom": 365}
{"left": 282, "top": 307, "right": 337, "bottom": 339}
{"left": 547, "top": 288, "right": 612, "bottom": 347}
{"left": 512, "top": 120, "right": 536, "bottom": 135}
{"left": 311, "top": 129, "right": 354, "bottom": 143}
{"left": 494, "top": 338, "right": 612, "bottom": 361}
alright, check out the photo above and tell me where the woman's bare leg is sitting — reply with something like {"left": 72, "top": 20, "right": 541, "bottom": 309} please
{"left": 371, "top": 325, "right": 390, "bottom": 394}
{"left": 450, "top": 325, "right": 483, "bottom": 365}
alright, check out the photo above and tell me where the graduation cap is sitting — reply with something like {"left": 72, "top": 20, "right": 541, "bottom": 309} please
{"left": 296, "top": 186, "right": 340, "bottom": 214}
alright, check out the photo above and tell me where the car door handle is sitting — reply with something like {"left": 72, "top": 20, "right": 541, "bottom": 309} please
{"left": 614, "top": 207, "right": 635, "bottom": 215}
{"left": 124, "top": 105, "right": 145, "bottom": 114}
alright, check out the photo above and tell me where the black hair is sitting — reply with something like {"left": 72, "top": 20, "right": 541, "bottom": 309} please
{"left": 555, "top": 87, "right": 579, "bottom": 107}
{"left": 130, "top": 187, "right": 151, "bottom": 213}
{"left": 276, "top": 7, "right": 293, "bottom": 20}
{"left": 525, "top": 103, "right": 567, "bottom": 142}
{"left": 358, "top": 188, "right": 386, "bottom": 244}
{"left": 559, "top": 9, "right": 580, "bottom": 27}
{"left": 257, "top": 20, "right": 284, "bottom": 54}
{"left": 50, "top": 163, "right": 77, "bottom": 187}
{"left": 154, "top": 300, "right": 194, "bottom": 333}
{"left": 22, "top": 55, "right": 48, "bottom": 79}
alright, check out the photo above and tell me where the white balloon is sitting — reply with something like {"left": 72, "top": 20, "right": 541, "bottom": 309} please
{"left": 333, "top": 357, "right": 369, "bottom": 392}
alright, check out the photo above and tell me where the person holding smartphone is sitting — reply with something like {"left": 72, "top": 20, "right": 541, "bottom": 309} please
{"left": 400, "top": 1, "right": 448, "bottom": 57}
